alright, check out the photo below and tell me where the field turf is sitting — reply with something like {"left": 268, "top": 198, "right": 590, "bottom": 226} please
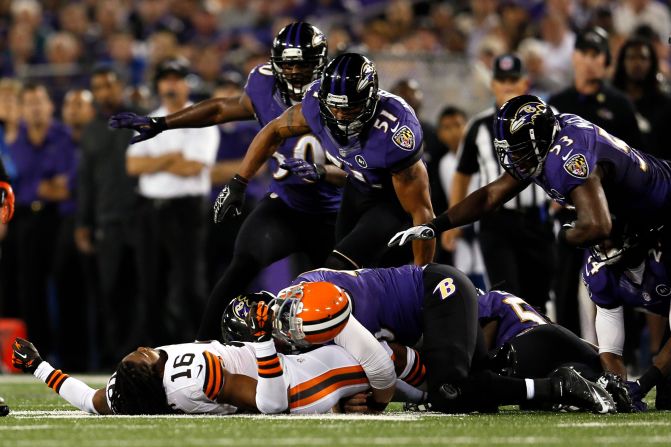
{"left": 1, "top": 375, "right": 670, "bottom": 447}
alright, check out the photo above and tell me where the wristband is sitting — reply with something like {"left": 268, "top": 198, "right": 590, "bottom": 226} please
{"left": 638, "top": 366, "right": 664, "bottom": 393}
{"left": 150, "top": 116, "right": 168, "bottom": 131}
{"left": 429, "top": 213, "right": 452, "bottom": 232}
{"left": 232, "top": 174, "right": 249, "bottom": 186}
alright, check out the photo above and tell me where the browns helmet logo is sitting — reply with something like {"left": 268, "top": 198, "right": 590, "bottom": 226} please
{"left": 392, "top": 125, "right": 415, "bottom": 151}
{"left": 510, "top": 102, "right": 548, "bottom": 134}
{"left": 563, "top": 153, "right": 590, "bottom": 178}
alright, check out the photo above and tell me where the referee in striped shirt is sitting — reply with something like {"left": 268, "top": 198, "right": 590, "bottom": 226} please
{"left": 443, "top": 54, "right": 555, "bottom": 312}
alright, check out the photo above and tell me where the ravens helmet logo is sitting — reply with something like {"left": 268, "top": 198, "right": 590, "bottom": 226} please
{"left": 510, "top": 102, "right": 548, "bottom": 134}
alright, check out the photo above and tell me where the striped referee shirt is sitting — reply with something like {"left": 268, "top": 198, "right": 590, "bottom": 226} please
{"left": 455, "top": 107, "right": 548, "bottom": 210}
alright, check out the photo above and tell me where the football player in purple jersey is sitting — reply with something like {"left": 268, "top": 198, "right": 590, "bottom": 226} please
{"left": 389, "top": 94, "right": 671, "bottom": 265}
{"left": 213, "top": 53, "right": 435, "bottom": 270}
{"left": 109, "top": 23, "right": 346, "bottom": 341}
{"left": 583, "top": 228, "right": 671, "bottom": 410}
{"left": 227, "top": 265, "right": 619, "bottom": 414}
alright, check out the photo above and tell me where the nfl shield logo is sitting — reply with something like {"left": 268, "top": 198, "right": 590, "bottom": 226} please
{"left": 563, "top": 153, "right": 590, "bottom": 179}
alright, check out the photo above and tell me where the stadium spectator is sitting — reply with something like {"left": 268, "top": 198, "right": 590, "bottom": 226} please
{"left": 0, "top": 78, "right": 22, "bottom": 145}
{"left": 538, "top": 13, "right": 576, "bottom": 89}
{"left": 613, "top": 36, "right": 671, "bottom": 160}
{"left": 613, "top": 0, "right": 671, "bottom": 43}
{"left": 2, "top": 83, "right": 73, "bottom": 356}
{"left": 126, "top": 58, "right": 218, "bottom": 345}
{"left": 76, "top": 66, "right": 143, "bottom": 367}
{"left": 50, "top": 89, "right": 94, "bottom": 371}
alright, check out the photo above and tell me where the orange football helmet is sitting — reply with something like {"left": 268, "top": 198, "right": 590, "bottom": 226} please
{"left": 271, "top": 281, "right": 352, "bottom": 348}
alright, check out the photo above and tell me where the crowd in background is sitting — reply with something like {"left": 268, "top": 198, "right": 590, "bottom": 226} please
{"left": 1, "top": 0, "right": 670, "bottom": 372}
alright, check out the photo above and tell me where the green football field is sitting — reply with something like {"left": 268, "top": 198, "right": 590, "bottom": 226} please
{"left": 1, "top": 375, "right": 670, "bottom": 447}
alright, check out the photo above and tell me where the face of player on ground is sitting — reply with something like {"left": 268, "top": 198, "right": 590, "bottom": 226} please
{"left": 491, "top": 76, "right": 529, "bottom": 108}
{"left": 122, "top": 347, "right": 162, "bottom": 370}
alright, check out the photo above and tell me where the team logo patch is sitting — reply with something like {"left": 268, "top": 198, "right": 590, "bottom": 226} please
{"left": 355, "top": 154, "right": 368, "bottom": 168}
{"left": 392, "top": 125, "right": 415, "bottom": 151}
{"left": 357, "top": 62, "right": 375, "bottom": 92}
{"left": 563, "top": 153, "right": 590, "bottom": 178}
{"left": 656, "top": 284, "right": 671, "bottom": 297}
{"left": 510, "top": 102, "right": 548, "bottom": 134}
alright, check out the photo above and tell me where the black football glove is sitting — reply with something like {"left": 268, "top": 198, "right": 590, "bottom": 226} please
{"left": 246, "top": 301, "right": 274, "bottom": 343}
{"left": 12, "top": 338, "right": 43, "bottom": 373}
{"left": 597, "top": 372, "right": 635, "bottom": 413}
{"left": 213, "top": 174, "right": 248, "bottom": 223}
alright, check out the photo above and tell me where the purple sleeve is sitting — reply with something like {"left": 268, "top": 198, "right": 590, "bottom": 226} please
{"left": 543, "top": 128, "right": 596, "bottom": 199}
{"left": 478, "top": 293, "right": 497, "bottom": 320}
{"left": 384, "top": 108, "right": 424, "bottom": 172}
{"left": 581, "top": 253, "right": 620, "bottom": 309}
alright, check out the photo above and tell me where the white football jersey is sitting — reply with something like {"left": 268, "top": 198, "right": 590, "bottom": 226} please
{"left": 106, "top": 341, "right": 258, "bottom": 414}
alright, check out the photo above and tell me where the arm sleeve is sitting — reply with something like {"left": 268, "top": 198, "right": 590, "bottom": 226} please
{"left": 595, "top": 305, "right": 625, "bottom": 356}
{"left": 34, "top": 361, "right": 98, "bottom": 414}
{"left": 254, "top": 340, "right": 289, "bottom": 414}
{"left": 334, "top": 316, "right": 396, "bottom": 390}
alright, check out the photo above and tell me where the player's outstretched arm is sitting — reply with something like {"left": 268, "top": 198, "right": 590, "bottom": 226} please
{"left": 391, "top": 160, "right": 435, "bottom": 264}
{"left": 564, "top": 167, "right": 612, "bottom": 247}
{"left": 109, "top": 94, "right": 255, "bottom": 144}
{"left": 389, "top": 172, "right": 526, "bottom": 247}
{"left": 11, "top": 338, "right": 111, "bottom": 414}
{"left": 213, "top": 104, "right": 311, "bottom": 223}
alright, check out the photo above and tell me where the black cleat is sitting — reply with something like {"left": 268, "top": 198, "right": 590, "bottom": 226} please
{"left": 551, "top": 366, "right": 616, "bottom": 414}
{"left": 0, "top": 396, "right": 9, "bottom": 417}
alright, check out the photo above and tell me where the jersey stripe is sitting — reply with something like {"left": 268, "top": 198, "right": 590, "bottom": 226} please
{"left": 288, "top": 365, "right": 367, "bottom": 407}
{"left": 257, "top": 353, "right": 283, "bottom": 378}
{"left": 202, "top": 351, "right": 225, "bottom": 401}
{"left": 46, "top": 369, "right": 69, "bottom": 393}
{"left": 404, "top": 350, "right": 426, "bottom": 387}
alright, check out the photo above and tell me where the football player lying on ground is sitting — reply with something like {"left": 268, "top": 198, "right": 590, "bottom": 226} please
{"left": 243, "top": 264, "right": 617, "bottom": 413}
{"left": 583, "top": 226, "right": 671, "bottom": 411}
{"left": 11, "top": 322, "right": 413, "bottom": 416}
{"left": 478, "top": 289, "right": 635, "bottom": 412}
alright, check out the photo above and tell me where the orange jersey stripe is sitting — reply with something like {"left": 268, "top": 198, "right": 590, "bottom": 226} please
{"left": 202, "top": 351, "right": 224, "bottom": 401}
{"left": 289, "top": 365, "right": 365, "bottom": 399}
{"left": 289, "top": 377, "right": 369, "bottom": 410}
{"left": 259, "top": 365, "right": 283, "bottom": 376}
{"left": 47, "top": 370, "right": 63, "bottom": 389}
{"left": 52, "top": 373, "right": 69, "bottom": 393}
{"left": 204, "top": 352, "right": 216, "bottom": 398}
{"left": 257, "top": 357, "right": 280, "bottom": 367}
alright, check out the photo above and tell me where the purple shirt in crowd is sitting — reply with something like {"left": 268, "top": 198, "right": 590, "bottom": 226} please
{"left": 8, "top": 121, "right": 76, "bottom": 213}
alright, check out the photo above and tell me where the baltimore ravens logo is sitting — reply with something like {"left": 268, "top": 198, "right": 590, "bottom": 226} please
{"left": 563, "top": 153, "right": 590, "bottom": 178}
{"left": 355, "top": 154, "right": 368, "bottom": 168}
{"left": 392, "top": 125, "right": 415, "bottom": 151}
{"left": 357, "top": 62, "right": 375, "bottom": 92}
{"left": 510, "top": 102, "right": 548, "bottom": 134}
{"left": 232, "top": 298, "right": 251, "bottom": 319}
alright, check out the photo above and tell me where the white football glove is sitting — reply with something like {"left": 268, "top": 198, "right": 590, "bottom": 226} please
{"left": 388, "top": 225, "right": 436, "bottom": 247}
